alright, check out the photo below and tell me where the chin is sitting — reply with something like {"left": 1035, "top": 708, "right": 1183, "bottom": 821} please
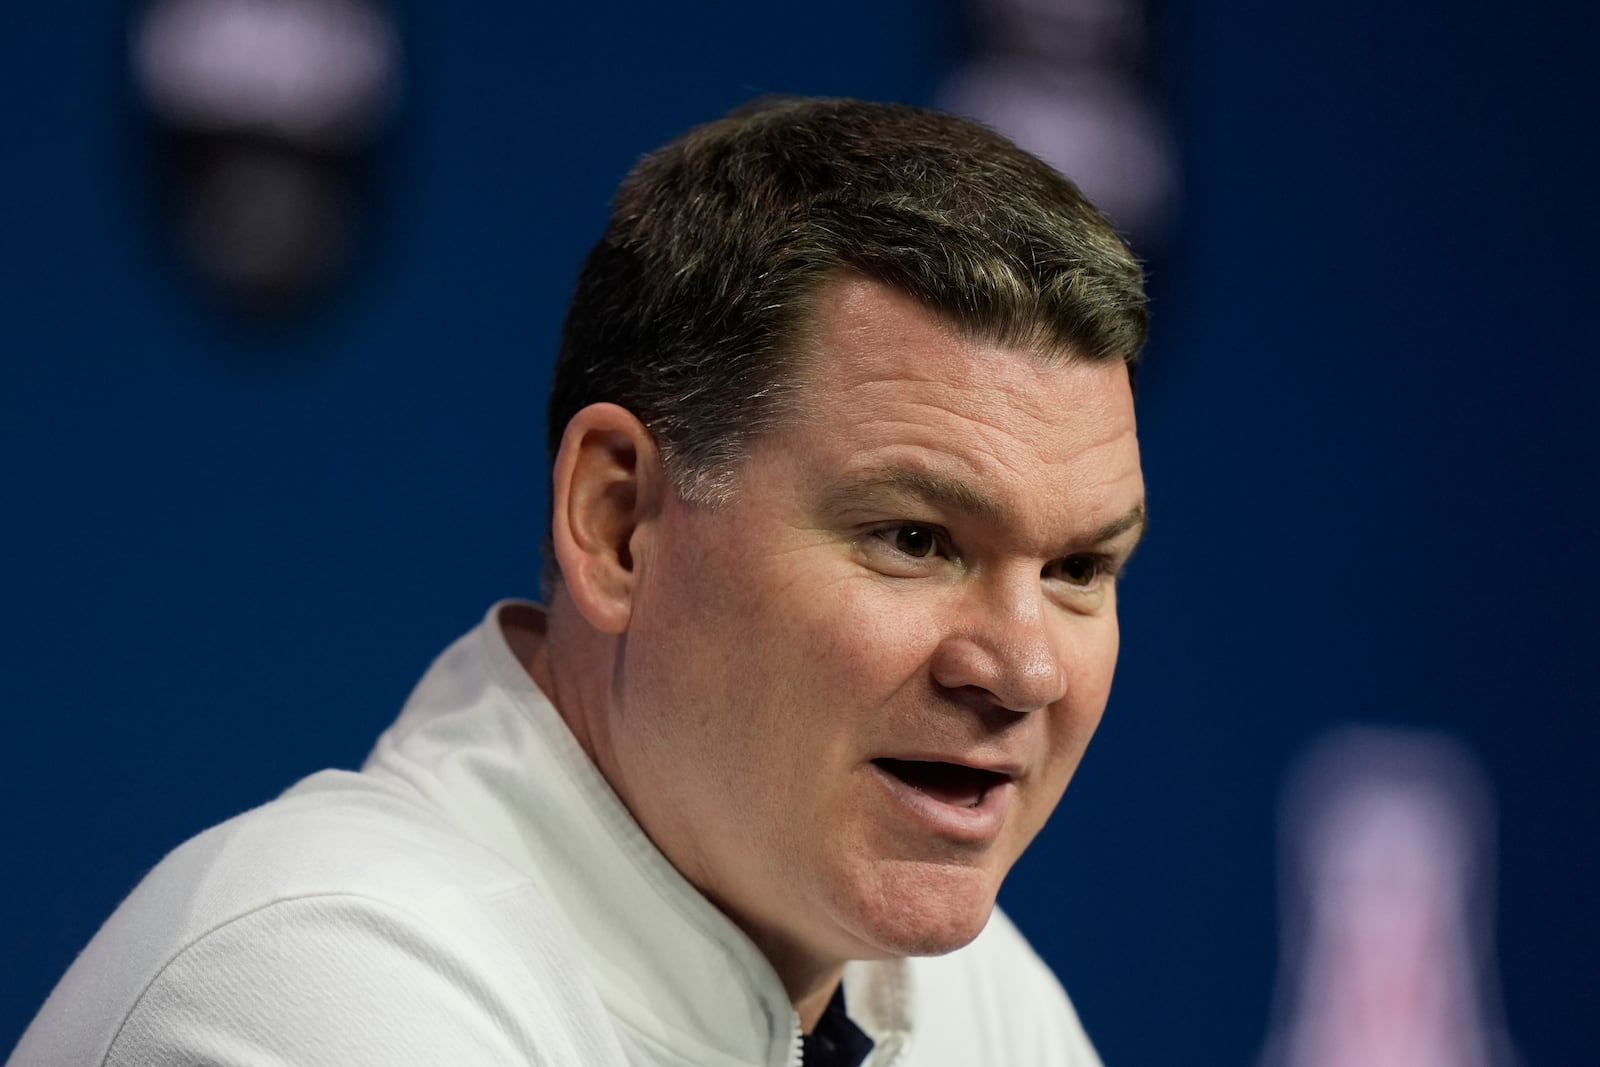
{"left": 835, "top": 857, "right": 1001, "bottom": 960}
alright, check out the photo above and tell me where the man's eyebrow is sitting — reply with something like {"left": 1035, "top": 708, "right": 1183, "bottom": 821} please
{"left": 826, "top": 467, "right": 1148, "bottom": 547}
{"left": 1091, "top": 502, "right": 1147, "bottom": 547}
{"left": 826, "top": 467, "right": 1005, "bottom": 522}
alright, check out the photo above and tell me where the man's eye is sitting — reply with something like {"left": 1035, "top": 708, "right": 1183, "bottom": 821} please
{"left": 891, "top": 525, "right": 940, "bottom": 558}
{"left": 1052, "top": 556, "right": 1105, "bottom": 587}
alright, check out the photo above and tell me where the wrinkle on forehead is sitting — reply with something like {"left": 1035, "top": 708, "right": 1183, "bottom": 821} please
{"left": 844, "top": 387, "right": 1133, "bottom": 456}
{"left": 755, "top": 275, "right": 1143, "bottom": 532}
{"left": 816, "top": 300, "right": 1130, "bottom": 426}
{"left": 786, "top": 274, "right": 1128, "bottom": 414}
{"left": 834, "top": 367, "right": 1138, "bottom": 474}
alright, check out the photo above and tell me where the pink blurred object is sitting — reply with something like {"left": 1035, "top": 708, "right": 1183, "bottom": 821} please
{"left": 1259, "top": 727, "right": 1522, "bottom": 1067}
{"left": 131, "top": 0, "right": 400, "bottom": 312}
{"left": 938, "top": 0, "right": 1175, "bottom": 246}
{"left": 135, "top": 0, "right": 397, "bottom": 146}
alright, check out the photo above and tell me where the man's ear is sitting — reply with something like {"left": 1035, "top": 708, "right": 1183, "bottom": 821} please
{"left": 549, "top": 403, "right": 665, "bottom": 635}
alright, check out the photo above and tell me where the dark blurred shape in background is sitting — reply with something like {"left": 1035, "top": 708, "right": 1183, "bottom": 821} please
{"left": 1260, "top": 728, "right": 1521, "bottom": 1067}
{"left": 133, "top": 0, "right": 400, "bottom": 312}
{"left": 939, "top": 0, "right": 1175, "bottom": 247}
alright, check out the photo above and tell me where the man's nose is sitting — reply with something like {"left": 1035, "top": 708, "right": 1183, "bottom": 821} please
{"left": 929, "top": 580, "right": 1069, "bottom": 714}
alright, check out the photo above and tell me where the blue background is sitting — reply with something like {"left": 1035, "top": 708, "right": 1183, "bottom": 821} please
{"left": 4, "top": 2, "right": 1596, "bottom": 1062}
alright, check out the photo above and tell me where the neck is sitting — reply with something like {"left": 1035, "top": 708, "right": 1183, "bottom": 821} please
{"left": 507, "top": 596, "right": 849, "bottom": 1035}
{"left": 705, "top": 896, "right": 849, "bottom": 1032}
{"left": 508, "top": 595, "right": 611, "bottom": 765}
{"left": 774, "top": 952, "right": 846, "bottom": 1032}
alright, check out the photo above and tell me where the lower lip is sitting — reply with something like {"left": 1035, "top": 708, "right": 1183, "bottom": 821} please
{"left": 869, "top": 764, "right": 1013, "bottom": 845}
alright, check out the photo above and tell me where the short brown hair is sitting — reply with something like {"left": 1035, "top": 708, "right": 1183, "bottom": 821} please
{"left": 549, "top": 96, "right": 1147, "bottom": 506}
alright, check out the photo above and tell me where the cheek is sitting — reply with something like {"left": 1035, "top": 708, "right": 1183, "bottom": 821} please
{"left": 713, "top": 577, "right": 943, "bottom": 772}
{"left": 803, "top": 576, "right": 945, "bottom": 681}
{"left": 1068, "top": 612, "right": 1122, "bottom": 710}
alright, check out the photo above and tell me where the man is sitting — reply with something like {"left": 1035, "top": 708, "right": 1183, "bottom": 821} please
{"left": 12, "top": 97, "right": 1146, "bottom": 1066}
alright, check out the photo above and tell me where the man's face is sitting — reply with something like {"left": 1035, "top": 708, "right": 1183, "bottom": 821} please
{"left": 606, "top": 275, "right": 1145, "bottom": 971}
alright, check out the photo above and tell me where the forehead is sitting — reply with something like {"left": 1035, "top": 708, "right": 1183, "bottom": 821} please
{"left": 766, "top": 276, "right": 1143, "bottom": 535}
{"left": 795, "top": 274, "right": 1117, "bottom": 398}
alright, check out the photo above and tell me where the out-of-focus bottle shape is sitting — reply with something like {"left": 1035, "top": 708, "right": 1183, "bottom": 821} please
{"left": 1259, "top": 727, "right": 1521, "bottom": 1067}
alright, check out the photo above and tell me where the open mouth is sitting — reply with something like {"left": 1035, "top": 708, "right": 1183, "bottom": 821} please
{"left": 872, "top": 758, "right": 1011, "bottom": 809}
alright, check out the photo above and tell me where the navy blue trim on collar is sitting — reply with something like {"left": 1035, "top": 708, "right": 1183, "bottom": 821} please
{"left": 800, "top": 984, "right": 875, "bottom": 1067}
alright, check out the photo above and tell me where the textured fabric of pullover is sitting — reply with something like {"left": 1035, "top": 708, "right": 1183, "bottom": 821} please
{"left": 10, "top": 603, "right": 1104, "bottom": 1067}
